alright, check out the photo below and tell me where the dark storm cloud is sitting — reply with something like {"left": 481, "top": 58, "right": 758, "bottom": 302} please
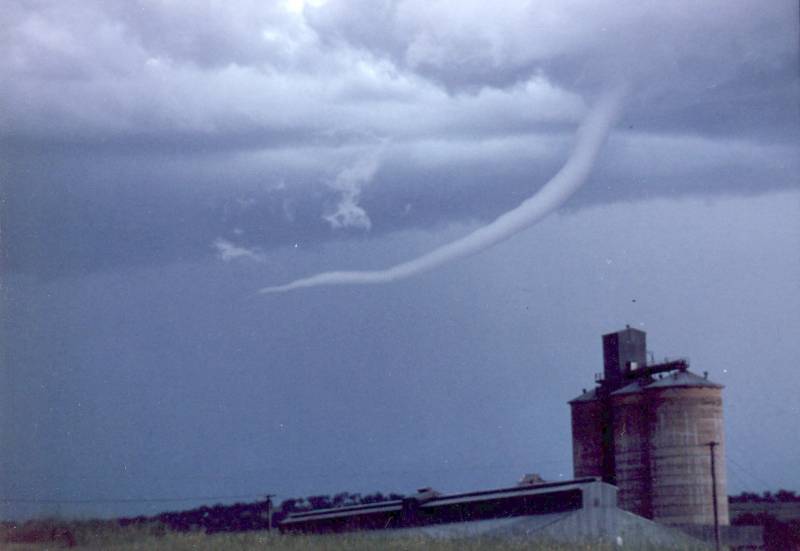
{"left": 1, "top": 0, "right": 797, "bottom": 277}
{"left": 307, "top": 0, "right": 799, "bottom": 140}
{"left": 5, "top": 0, "right": 795, "bottom": 146}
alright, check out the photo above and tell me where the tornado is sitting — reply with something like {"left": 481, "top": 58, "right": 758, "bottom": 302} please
{"left": 260, "top": 86, "right": 626, "bottom": 294}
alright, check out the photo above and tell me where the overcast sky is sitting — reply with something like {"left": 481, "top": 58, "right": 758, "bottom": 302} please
{"left": 1, "top": 0, "right": 799, "bottom": 520}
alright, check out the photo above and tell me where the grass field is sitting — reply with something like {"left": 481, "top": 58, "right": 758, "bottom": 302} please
{"left": 2, "top": 520, "right": 708, "bottom": 550}
{"left": 1, "top": 531, "right": 688, "bottom": 551}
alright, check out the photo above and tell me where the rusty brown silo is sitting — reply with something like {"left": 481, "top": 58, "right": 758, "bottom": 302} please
{"left": 569, "top": 388, "right": 605, "bottom": 479}
{"left": 645, "top": 371, "right": 729, "bottom": 526}
{"left": 611, "top": 378, "right": 653, "bottom": 518}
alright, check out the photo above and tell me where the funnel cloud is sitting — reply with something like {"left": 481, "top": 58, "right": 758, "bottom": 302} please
{"left": 260, "top": 85, "right": 627, "bottom": 294}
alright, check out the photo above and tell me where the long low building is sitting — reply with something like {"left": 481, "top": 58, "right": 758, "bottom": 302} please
{"left": 280, "top": 477, "right": 716, "bottom": 548}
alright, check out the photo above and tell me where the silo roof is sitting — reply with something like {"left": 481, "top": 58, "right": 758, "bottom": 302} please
{"left": 610, "top": 378, "right": 651, "bottom": 396}
{"left": 645, "top": 369, "right": 723, "bottom": 389}
{"left": 569, "top": 387, "right": 599, "bottom": 403}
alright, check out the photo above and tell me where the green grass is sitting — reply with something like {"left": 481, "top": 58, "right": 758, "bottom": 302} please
{"left": 2, "top": 520, "right": 708, "bottom": 550}
{"left": 0, "top": 530, "right": 627, "bottom": 550}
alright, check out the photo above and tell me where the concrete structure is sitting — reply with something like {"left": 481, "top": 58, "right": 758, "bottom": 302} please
{"left": 570, "top": 327, "right": 729, "bottom": 529}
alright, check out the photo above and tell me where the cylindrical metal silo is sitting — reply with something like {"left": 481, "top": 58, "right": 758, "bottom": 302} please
{"left": 645, "top": 371, "right": 728, "bottom": 526}
{"left": 611, "top": 379, "right": 653, "bottom": 518}
{"left": 569, "top": 389, "right": 605, "bottom": 479}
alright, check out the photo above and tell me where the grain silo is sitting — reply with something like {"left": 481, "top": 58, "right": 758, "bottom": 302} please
{"left": 645, "top": 371, "right": 728, "bottom": 526}
{"left": 611, "top": 378, "right": 653, "bottom": 518}
{"left": 568, "top": 388, "right": 605, "bottom": 479}
{"left": 569, "top": 328, "right": 728, "bottom": 528}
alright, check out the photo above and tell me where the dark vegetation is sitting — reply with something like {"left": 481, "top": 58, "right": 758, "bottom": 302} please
{"left": 1, "top": 491, "right": 405, "bottom": 547}
{"left": 118, "top": 491, "right": 405, "bottom": 534}
{"left": 730, "top": 490, "right": 800, "bottom": 550}
{"left": 2, "top": 519, "right": 77, "bottom": 547}
{"left": 730, "top": 489, "right": 800, "bottom": 503}
{"left": 732, "top": 513, "right": 800, "bottom": 551}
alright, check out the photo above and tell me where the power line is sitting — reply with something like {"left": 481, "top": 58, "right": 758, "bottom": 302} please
{"left": 725, "top": 460, "right": 752, "bottom": 490}
{"left": 726, "top": 454, "right": 774, "bottom": 490}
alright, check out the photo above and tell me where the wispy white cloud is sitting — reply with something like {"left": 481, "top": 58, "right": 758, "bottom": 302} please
{"left": 322, "top": 150, "right": 382, "bottom": 230}
{"left": 212, "top": 238, "right": 266, "bottom": 262}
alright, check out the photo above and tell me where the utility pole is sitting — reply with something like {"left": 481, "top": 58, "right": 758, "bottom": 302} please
{"left": 708, "top": 442, "right": 721, "bottom": 551}
{"left": 264, "top": 494, "right": 275, "bottom": 531}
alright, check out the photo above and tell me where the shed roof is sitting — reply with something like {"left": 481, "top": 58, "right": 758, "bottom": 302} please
{"left": 281, "top": 477, "right": 600, "bottom": 530}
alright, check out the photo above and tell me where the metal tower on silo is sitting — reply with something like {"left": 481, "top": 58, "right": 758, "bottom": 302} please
{"left": 569, "top": 327, "right": 729, "bottom": 527}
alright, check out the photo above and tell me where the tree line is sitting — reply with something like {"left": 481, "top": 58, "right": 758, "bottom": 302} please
{"left": 729, "top": 489, "right": 800, "bottom": 503}
{"left": 118, "top": 491, "right": 405, "bottom": 534}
